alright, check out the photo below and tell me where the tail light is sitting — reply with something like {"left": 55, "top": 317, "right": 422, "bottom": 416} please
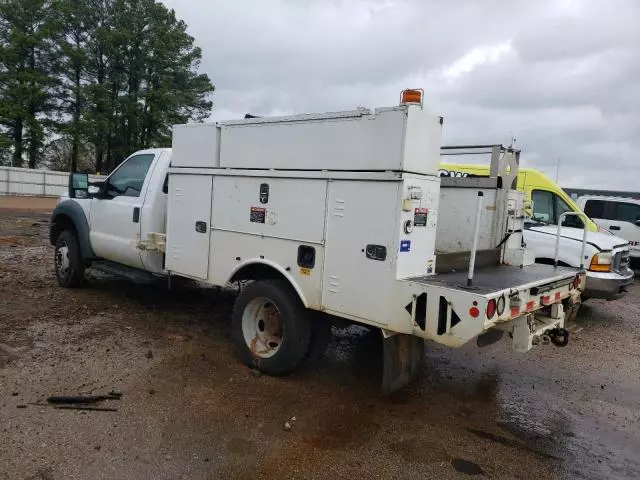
{"left": 486, "top": 299, "right": 496, "bottom": 319}
{"left": 496, "top": 296, "right": 505, "bottom": 316}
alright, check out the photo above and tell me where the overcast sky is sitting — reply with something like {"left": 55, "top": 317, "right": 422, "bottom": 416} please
{"left": 163, "top": 0, "right": 639, "bottom": 190}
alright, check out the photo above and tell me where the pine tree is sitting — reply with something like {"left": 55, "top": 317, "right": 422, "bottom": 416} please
{"left": 82, "top": 0, "right": 113, "bottom": 173}
{"left": 99, "top": 0, "right": 214, "bottom": 172}
{"left": 0, "top": 0, "right": 59, "bottom": 167}
{"left": 55, "top": 0, "right": 93, "bottom": 171}
{"left": 0, "top": 0, "right": 214, "bottom": 172}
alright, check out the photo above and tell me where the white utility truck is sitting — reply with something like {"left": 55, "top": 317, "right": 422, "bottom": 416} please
{"left": 51, "top": 90, "right": 584, "bottom": 392}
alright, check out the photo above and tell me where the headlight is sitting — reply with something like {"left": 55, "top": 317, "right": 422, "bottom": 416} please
{"left": 590, "top": 252, "right": 613, "bottom": 272}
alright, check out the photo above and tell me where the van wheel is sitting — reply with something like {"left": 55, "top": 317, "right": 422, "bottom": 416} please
{"left": 232, "top": 280, "right": 311, "bottom": 375}
{"left": 54, "top": 230, "right": 85, "bottom": 288}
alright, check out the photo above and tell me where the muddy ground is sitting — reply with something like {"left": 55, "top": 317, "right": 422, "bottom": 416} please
{"left": 1, "top": 199, "right": 639, "bottom": 480}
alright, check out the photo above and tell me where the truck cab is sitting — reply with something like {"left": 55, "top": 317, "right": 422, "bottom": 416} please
{"left": 50, "top": 148, "right": 171, "bottom": 286}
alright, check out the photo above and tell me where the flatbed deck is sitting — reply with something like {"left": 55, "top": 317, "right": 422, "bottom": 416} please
{"left": 408, "top": 264, "right": 579, "bottom": 295}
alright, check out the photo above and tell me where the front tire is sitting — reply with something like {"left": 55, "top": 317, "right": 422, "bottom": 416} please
{"left": 54, "top": 230, "right": 85, "bottom": 288}
{"left": 232, "top": 279, "right": 311, "bottom": 375}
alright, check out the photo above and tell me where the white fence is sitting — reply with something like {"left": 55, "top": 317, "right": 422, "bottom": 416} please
{"left": 0, "top": 166, "right": 104, "bottom": 197}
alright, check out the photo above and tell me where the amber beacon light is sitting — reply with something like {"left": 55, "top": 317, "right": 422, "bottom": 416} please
{"left": 400, "top": 88, "right": 423, "bottom": 106}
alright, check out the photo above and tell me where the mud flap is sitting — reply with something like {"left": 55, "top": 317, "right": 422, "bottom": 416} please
{"left": 381, "top": 334, "right": 424, "bottom": 394}
{"left": 565, "top": 303, "right": 581, "bottom": 324}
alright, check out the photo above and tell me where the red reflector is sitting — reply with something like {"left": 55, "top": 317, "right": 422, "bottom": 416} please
{"left": 526, "top": 301, "right": 536, "bottom": 311}
{"left": 542, "top": 295, "right": 550, "bottom": 305}
{"left": 555, "top": 292, "right": 561, "bottom": 301}
{"left": 511, "top": 307, "right": 520, "bottom": 316}
{"left": 469, "top": 306, "right": 480, "bottom": 318}
{"left": 486, "top": 299, "right": 496, "bottom": 319}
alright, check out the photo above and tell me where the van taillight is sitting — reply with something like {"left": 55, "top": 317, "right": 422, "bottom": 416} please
{"left": 486, "top": 299, "right": 496, "bottom": 319}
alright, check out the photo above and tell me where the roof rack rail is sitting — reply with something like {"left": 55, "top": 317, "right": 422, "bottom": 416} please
{"left": 441, "top": 144, "right": 520, "bottom": 189}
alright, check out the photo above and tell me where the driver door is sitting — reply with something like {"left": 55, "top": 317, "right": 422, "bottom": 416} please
{"left": 89, "top": 153, "right": 155, "bottom": 268}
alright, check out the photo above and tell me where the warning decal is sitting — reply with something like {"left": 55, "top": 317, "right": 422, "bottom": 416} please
{"left": 414, "top": 208, "right": 428, "bottom": 227}
{"left": 250, "top": 206, "right": 266, "bottom": 223}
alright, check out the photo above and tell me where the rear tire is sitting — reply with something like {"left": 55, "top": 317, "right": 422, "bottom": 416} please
{"left": 54, "top": 230, "right": 85, "bottom": 288}
{"left": 232, "top": 279, "right": 311, "bottom": 375}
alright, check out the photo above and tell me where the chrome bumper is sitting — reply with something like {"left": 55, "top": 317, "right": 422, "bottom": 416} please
{"left": 584, "top": 267, "right": 635, "bottom": 300}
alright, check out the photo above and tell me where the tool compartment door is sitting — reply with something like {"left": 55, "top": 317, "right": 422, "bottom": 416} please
{"left": 165, "top": 174, "right": 213, "bottom": 279}
{"left": 321, "top": 181, "right": 400, "bottom": 325}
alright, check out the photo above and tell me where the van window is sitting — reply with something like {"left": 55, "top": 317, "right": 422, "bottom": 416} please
{"left": 532, "top": 190, "right": 554, "bottom": 223}
{"left": 556, "top": 196, "right": 580, "bottom": 226}
{"left": 584, "top": 199, "right": 640, "bottom": 224}
{"left": 616, "top": 202, "right": 640, "bottom": 224}
{"left": 584, "top": 199, "right": 605, "bottom": 218}
{"left": 531, "top": 189, "right": 583, "bottom": 227}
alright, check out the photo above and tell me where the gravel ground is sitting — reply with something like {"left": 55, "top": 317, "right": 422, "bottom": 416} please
{"left": 1, "top": 204, "right": 639, "bottom": 480}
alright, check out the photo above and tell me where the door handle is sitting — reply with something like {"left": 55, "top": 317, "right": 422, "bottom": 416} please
{"left": 365, "top": 244, "right": 387, "bottom": 261}
{"left": 610, "top": 225, "right": 621, "bottom": 231}
{"left": 132, "top": 207, "right": 140, "bottom": 223}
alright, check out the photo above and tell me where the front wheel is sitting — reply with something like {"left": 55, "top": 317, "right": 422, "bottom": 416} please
{"left": 232, "top": 279, "right": 311, "bottom": 375}
{"left": 54, "top": 230, "right": 85, "bottom": 288}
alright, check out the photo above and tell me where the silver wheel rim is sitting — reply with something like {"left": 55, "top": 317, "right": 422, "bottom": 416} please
{"left": 55, "top": 242, "right": 70, "bottom": 277}
{"left": 242, "top": 297, "right": 283, "bottom": 359}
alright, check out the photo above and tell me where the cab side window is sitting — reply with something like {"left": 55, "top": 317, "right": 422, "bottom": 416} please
{"left": 107, "top": 154, "right": 155, "bottom": 198}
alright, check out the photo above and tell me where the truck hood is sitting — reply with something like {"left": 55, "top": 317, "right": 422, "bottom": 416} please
{"left": 527, "top": 225, "right": 629, "bottom": 252}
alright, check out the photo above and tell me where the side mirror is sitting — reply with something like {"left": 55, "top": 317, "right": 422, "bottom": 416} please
{"left": 563, "top": 215, "right": 583, "bottom": 229}
{"left": 68, "top": 173, "right": 89, "bottom": 199}
{"left": 635, "top": 219, "right": 640, "bottom": 227}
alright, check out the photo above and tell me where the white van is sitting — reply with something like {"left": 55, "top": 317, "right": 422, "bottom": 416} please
{"left": 577, "top": 196, "right": 640, "bottom": 269}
